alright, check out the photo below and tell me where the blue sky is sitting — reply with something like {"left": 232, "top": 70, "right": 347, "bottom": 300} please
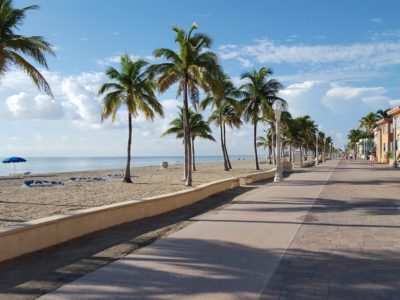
{"left": 1, "top": 0, "right": 400, "bottom": 157}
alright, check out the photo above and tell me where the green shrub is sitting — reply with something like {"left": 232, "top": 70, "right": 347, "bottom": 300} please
{"left": 386, "top": 151, "right": 393, "bottom": 159}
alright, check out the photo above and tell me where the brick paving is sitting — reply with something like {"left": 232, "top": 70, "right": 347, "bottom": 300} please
{"left": 260, "top": 160, "right": 400, "bottom": 300}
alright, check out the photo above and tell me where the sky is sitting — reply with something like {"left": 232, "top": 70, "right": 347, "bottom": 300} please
{"left": 1, "top": 0, "right": 400, "bottom": 157}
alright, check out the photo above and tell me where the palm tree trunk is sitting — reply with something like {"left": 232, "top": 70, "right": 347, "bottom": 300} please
{"left": 268, "top": 145, "right": 272, "bottom": 164}
{"left": 300, "top": 145, "right": 303, "bottom": 164}
{"left": 223, "top": 122, "right": 232, "bottom": 169}
{"left": 183, "top": 78, "right": 192, "bottom": 186}
{"left": 183, "top": 144, "right": 186, "bottom": 181}
{"left": 219, "top": 113, "right": 229, "bottom": 171}
{"left": 272, "top": 131, "right": 276, "bottom": 165}
{"left": 124, "top": 113, "right": 133, "bottom": 183}
{"left": 254, "top": 121, "right": 260, "bottom": 170}
{"left": 192, "top": 136, "right": 196, "bottom": 172}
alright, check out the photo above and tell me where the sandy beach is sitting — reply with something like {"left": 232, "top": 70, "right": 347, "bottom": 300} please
{"left": 0, "top": 159, "right": 272, "bottom": 229}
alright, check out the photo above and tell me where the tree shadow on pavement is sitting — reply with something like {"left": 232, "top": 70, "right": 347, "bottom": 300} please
{"left": 0, "top": 185, "right": 257, "bottom": 300}
{"left": 23, "top": 238, "right": 400, "bottom": 300}
{"left": 222, "top": 196, "right": 400, "bottom": 216}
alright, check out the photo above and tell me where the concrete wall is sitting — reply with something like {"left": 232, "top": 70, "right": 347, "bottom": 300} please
{"left": 0, "top": 164, "right": 295, "bottom": 263}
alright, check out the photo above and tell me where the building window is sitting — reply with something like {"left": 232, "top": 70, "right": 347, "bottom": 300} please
{"left": 383, "top": 124, "right": 387, "bottom": 134}
{"left": 384, "top": 143, "right": 386, "bottom": 152}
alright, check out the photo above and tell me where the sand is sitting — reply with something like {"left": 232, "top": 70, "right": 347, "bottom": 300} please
{"left": 0, "top": 159, "right": 272, "bottom": 229}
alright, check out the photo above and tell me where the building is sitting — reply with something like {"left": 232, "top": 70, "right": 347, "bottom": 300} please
{"left": 356, "top": 138, "right": 373, "bottom": 159}
{"left": 374, "top": 118, "right": 393, "bottom": 163}
{"left": 387, "top": 106, "right": 400, "bottom": 164}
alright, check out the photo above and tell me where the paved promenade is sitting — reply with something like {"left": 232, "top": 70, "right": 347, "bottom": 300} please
{"left": 39, "top": 159, "right": 400, "bottom": 300}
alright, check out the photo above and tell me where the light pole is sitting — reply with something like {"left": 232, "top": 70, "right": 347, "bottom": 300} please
{"left": 393, "top": 117, "right": 398, "bottom": 168}
{"left": 315, "top": 131, "right": 319, "bottom": 165}
{"left": 323, "top": 138, "right": 326, "bottom": 162}
{"left": 273, "top": 100, "right": 283, "bottom": 182}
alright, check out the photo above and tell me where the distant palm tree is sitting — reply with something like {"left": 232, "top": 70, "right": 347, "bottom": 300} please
{"left": 347, "top": 128, "right": 365, "bottom": 153}
{"left": 201, "top": 76, "right": 240, "bottom": 171}
{"left": 293, "top": 115, "right": 315, "bottom": 162}
{"left": 221, "top": 103, "right": 242, "bottom": 168}
{"left": 98, "top": 55, "right": 164, "bottom": 183}
{"left": 257, "top": 130, "right": 273, "bottom": 164}
{"left": 162, "top": 106, "right": 215, "bottom": 171}
{"left": 325, "top": 136, "right": 333, "bottom": 158}
{"left": 239, "top": 67, "right": 283, "bottom": 170}
{"left": 149, "top": 23, "right": 223, "bottom": 186}
{"left": 0, "top": 0, "right": 55, "bottom": 95}
{"left": 359, "top": 112, "right": 377, "bottom": 135}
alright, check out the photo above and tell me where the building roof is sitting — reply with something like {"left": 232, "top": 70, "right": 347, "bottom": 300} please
{"left": 376, "top": 118, "right": 392, "bottom": 125}
{"left": 388, "top": 106, "right": 400, "bottom": 116}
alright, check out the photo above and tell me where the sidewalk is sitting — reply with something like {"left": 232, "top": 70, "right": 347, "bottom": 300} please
{"left": 39, "top": 160, "right": 400, "bottom": 300}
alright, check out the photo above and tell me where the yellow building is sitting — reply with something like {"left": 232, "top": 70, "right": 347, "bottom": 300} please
{"left": 374, "top": 118, "right": 392, "bottom": 163}
{"left": 387, "top": 106, "right": 400, "bottom": 164}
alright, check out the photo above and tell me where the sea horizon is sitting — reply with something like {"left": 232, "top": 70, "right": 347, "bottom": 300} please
{"left": 0, "top": 155, "right": 256, "bottom": 176}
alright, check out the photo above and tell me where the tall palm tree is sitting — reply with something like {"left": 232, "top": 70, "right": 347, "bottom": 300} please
{"left": 0, "top": 0, "right": 55, "bottom": 95}
{"left": 201, "top": 76, "right": 240, "bottom": 171}
{"left": 98, "top": 55, "right": 164, "bottom": 183}
{"left": 148, "top": 23, "right": 223, "bottom": 186}
{"left": 239, "top": 67, "right": 284, "bottom": 170}
{"left": 359, "top": 112, "right": 377, "bottom": 137}
{"left": 221, "top": 103, "right": 242, "bottom": 168}
{"left": 162, "top": 106, "right": 215, "bottom": 172}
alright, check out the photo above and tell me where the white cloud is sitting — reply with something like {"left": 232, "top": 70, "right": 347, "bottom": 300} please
{"left": 389, "top": 99, "right": 400, "bottom": 106}
{"left": 324, "top": 85, "right": 385, "bottom": 99}
{"left": 96, "top": 54, "right": 154, "bottom": 66}
{"left": 370, "top": 18, "right": 382, "bottom": 23}
{"left": 322, "top": 84, "right": 392, "bottom": 113}
{"left": 34, "top": 134, "right": 43, "bottom": 142}
{"left": 279, "top": 81, "right": 321, "bottom": 98}
{"left": 218, "top": 39, "right": 400, "bottom": 69}
{"left": 6, "top": 92, "right": 64, "bottom": 119}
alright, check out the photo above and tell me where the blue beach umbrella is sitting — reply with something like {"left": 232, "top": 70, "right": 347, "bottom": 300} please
{"left": 2, "top": 157, "right": 27, "bottom": 174}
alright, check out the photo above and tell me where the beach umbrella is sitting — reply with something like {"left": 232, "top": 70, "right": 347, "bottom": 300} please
{"left": 2, "top": 157, "right": 27, "bottom": 174}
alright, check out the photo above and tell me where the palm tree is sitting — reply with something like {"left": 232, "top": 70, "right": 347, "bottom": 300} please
{"left": 98, "top": 55, "right": 164, "bottom": 183}
{"left": 221, "top": 103, "right": 242, "bottom": 168}
{"left": 375, "top": 108, "right": 390, "bottom": 120}
{"left": 162, "top": 106, "right": 215, "bottom": 172}
{"left": 325, "top": 136, "right": 333, "bottom": 158}
{"left": 201, "top": 76, "right": 240, "bottom": 171}
{"left": 0, "top": 0, "right": 55, "bottom": 95}
{"left": 359, "top": 112, "right": 377, "bottom": 137}
{"left": 359, "top": 112, "right": 377, "bottom": 155}
{"left": 257, "top": 130, "right": 273, "bottom": 164}
{"left": 347, "top": 128, "right": 365, "bottom": 154}
{"left": 293, "top": 116, "right": 315, "bottom": 162}
{"left": 148, "top": 23, "right": 223, "bottom": 186}
{"left": 239, "top": 67, "right": 283, "bottom": 170}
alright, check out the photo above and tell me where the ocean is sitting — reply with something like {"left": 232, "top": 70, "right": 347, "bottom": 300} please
{"left": 0, "top": 155, "right": 255, "bottom": 176}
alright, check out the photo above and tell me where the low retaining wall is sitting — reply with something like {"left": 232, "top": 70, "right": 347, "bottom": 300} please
{"left": 240, "top": 169, "right": 276, "bottom": 185}
{"left": 0, "top": 163, "right": 296, "bottom": 263}
{"left": 0, "top": 177, "right": 240, "bottom": 263}
{"left": 293, "top": 160, "right": 315, "bottom": 168}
